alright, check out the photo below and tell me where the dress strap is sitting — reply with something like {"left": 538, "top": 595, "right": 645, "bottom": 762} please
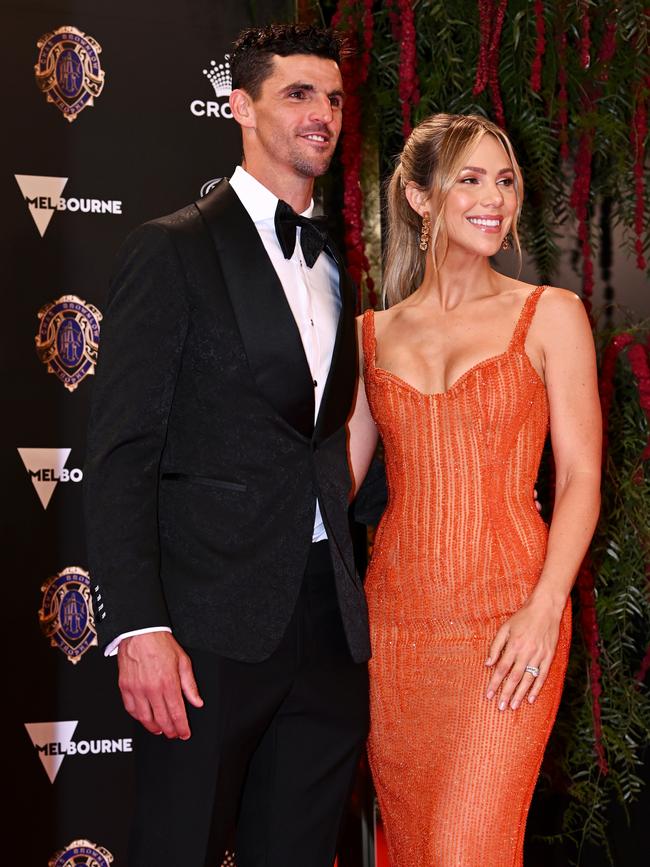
{"left": 510, "top": 285, "right": 546, "bottom": 353}
{"left": 361, "top": 308, "right": 376, "bottom": 373}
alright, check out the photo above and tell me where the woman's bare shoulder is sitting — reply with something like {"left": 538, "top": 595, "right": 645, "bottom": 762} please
{"left": 529, "top": 285, "right": 593, "bottom": 351}
{"left": 355, "top": 306, "right": 398, "bottom": 345}
{"left": 355, "top": 307, "right": 383, "bottom": 367}
{"left": 355, "top": 307, "right": 380, "bottom": 334}
{"left": 538, "top": 283, "right": 581, "bottom": 302}
{"left": 504, "top": 278, "right": 583, "bottom": 320}
{"left": 536, "top": 284, "right": 586, "bottom": 321}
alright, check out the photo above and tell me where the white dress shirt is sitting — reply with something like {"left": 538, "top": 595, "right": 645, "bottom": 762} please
{"left": 105, "top": 166, "right": 341, "bottom": 656}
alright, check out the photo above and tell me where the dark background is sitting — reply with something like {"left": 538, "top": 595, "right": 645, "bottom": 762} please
{"left": 3, "top": 2, "right": 289, "bottom": 863}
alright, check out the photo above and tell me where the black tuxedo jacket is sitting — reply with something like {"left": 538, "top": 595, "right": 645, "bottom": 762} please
{"left": 84, "top": 180, "right": 371, "bottom": 663}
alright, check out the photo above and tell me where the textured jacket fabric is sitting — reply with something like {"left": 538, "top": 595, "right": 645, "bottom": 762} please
{"left": 84, "top": 180, "right": 371, "bottom": 663}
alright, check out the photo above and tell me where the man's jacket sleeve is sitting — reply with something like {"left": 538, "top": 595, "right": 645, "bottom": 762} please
{"left": 83, "top": 223, "right": 190, "bottom": 649}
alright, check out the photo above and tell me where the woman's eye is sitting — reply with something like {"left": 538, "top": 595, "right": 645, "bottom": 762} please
{"left": 498, "top": 178, "right": 514, "bottom": 186}
{"left": 460, "top": 177, "right": 479, "bottom": 184}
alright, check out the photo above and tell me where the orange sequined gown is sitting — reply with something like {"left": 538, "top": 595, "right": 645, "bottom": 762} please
{"left": 363, "top": 286, "right": 571, "bottom": 867}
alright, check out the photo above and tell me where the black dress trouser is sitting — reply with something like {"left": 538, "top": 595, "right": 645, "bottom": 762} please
{"left": 129, "top": 541, "right": 370, "bottom": 867}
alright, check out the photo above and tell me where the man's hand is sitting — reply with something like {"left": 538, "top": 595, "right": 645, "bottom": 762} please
{"left": 117, "top": 632, "right": 203, "bottom": 739}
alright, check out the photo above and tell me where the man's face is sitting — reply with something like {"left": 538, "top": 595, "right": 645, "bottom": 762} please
{"left": 248, "top": 53, "right": 344, "bottom": 179}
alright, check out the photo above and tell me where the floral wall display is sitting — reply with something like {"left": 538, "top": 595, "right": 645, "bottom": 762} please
{"left": 313, "top": 0, "right": 650, "bottom": 860}
{"left": 326, "top": 0, "right": 648, "bottom": 314}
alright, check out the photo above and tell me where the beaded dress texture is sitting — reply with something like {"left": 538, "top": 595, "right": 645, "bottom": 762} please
{"left": 363, "top": 286, "right": 571, "bottom": 867}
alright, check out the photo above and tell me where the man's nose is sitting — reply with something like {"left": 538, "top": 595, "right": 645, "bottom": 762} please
{"left": 309, "top": 94, "right": 333, "bottom": 124}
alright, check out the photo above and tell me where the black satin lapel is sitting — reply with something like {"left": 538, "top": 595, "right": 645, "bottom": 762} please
{"left": 315, "top": 246, "right": 357, "bottom": 443}
{"left": 196, "top": 180, "right": 314, "bottom": 438}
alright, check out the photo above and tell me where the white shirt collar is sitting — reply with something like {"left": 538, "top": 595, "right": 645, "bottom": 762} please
{"left": 229, "top": 165, "right": 314, "bottom": 223}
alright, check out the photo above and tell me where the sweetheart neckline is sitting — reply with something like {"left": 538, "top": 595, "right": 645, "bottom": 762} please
{"left": 365, "top": 285, "right": 546, "bottom": 398}
{"left": 371, "top": 349, "right": 546, "bottom": 398}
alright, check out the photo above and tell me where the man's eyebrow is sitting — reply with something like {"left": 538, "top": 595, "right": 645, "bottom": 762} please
{"left": 280, "top": 82, "right": 346, "bottom": 99}
{"left": 460, "top": 165, "right": 514, "bottom": 175}
{"left": 281, "top": 82, "right": 315, "bottom": 93}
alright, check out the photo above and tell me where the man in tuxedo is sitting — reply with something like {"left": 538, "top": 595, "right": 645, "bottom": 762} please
{"left": 84, "top": 23, "right": 372, "bottom": 867}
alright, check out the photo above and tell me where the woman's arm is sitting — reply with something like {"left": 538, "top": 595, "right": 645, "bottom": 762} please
{"left": 347, "top": 317, "right": 380, "bottom": 500}
{"left": 486, "top": 288, "right": 601, "bottom": 710}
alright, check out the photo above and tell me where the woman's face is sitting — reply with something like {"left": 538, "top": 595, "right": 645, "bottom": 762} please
{"left": 438, "top": 133, "right": 517, "bottom": 258}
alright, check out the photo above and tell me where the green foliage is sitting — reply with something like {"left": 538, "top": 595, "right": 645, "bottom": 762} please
{"left": 547, "top": 325, "right": 650, "bottom": 862}
{"left": 366, "top": 0, "right": 649, "bottom": 284}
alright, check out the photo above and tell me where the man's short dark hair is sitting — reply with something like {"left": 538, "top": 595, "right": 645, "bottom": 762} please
{"left": 231, "top": 24, "right": 343, "bottom": 100}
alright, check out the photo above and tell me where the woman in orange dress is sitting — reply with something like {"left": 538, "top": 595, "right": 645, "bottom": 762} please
{"left": 347, "top": 114, "right": 602, "bottom": 866}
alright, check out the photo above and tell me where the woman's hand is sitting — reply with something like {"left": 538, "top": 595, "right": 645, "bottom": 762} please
{"left": 485, "top": 593, "right": 565, "bottom": 710}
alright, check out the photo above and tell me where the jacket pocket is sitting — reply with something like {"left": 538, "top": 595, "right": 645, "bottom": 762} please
{"left": 160, "top": 472, "right": 247, "bottom": 492}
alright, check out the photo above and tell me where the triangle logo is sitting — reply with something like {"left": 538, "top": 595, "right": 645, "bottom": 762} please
{"left": 15, "top": 174, "right": 68, "bottom": 237}
{"left": 25, "top": 720, "right": 78, "bottom": 783}
{"left": 18, "top": 447, "right": 71, "bottom": 509}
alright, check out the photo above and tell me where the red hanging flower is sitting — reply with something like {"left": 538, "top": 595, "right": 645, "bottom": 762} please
{"left": 474, "top": 0, "right": 492, "bottom": 95}
{"left": 473, "top": 0, "right": 509, "bottom": 127}
{"left": 530, "top": 0, "right": 546, "bottom": 93}
{"left": 555, "top": 10, "right": 570, "bottom": 161}
{"left": 577, "top": 557, "right": 608, "bottom": 775}
{"left": 569, "top": 127, "right": 595, "bottom": 308}
{"left": 632, "top": 79, "right": 649, "bottom": 271}
{"left": 579, "top": 0, "right": 591, "bottom": 69}
{"left": 599, "top": 332, "right": 635, "bottom": 459}
{"left": 627, "top": 342, "right": 650, "bottom": 460}
{"left": 597, "top": 15, "right": 617, "bottom": 79}
{"left": 387, "top": 0, "right": 420, "bottom": 139}
{"left": 333, "top": 0, "right": 375, "bottom": 308}
{"left": 385, "top": 0, "right": 401, "bottom": 38}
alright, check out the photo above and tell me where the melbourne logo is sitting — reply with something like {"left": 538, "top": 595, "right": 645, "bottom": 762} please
{"left": 190, "top": 53, "right": 233, "bottom": 118}
{"left": 35, "top": 26, "right": 105, "bottom": 122}
{"left": 39, "top": 567, "right": 98, "bottom": 664}
{"left": 49, "top": 839, "right": 114, "bottom": 867}
{"left": 36, "top": 295, "right": 102, "bottom": 391}
{"left": 18, "top": 447, "right": 83, "bottom": 509}
{"left": 15, "top": 175, "right": 123, "bottom": 238}
{"left": 25, "top": 721, "right": 133, "bottom": 784}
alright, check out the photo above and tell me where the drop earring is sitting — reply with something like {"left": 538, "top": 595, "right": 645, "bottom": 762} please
{"left": 419, "top": 212, "right": 431, "bottom": 251}
{"left": 501, "top": 233, "right": 512, "bottom": 250}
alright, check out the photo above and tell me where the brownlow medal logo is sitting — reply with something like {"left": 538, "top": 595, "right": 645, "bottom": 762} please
{"left": 35, "top": 26, "right": 105, "bottom": 122}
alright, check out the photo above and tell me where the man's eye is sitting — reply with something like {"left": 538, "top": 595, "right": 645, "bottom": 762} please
{"left": 330, "top": 97, "right": 342, "bottom": 108}
{"left": 289, "top": 90, "right": 305, "bottom": 99}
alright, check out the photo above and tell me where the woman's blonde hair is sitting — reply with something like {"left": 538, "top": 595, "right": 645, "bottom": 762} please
{"left": 383, "top": 113, "right": 524, "bottom": 307}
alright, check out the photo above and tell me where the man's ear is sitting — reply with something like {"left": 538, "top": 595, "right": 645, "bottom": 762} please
{"left": 404, "top": 182, "right": 430, "bottom": 218}
{"left": 229, "top": 88, "right": 255, "bottom": 128}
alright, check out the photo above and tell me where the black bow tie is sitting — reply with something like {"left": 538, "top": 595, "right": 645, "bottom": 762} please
{"left": 274, "top": 199, "right": 330, "bottom": 268}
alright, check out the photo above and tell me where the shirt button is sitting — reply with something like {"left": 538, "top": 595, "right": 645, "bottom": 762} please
{"left": 313, "top": 379, "right": 318, "bottom": 388}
